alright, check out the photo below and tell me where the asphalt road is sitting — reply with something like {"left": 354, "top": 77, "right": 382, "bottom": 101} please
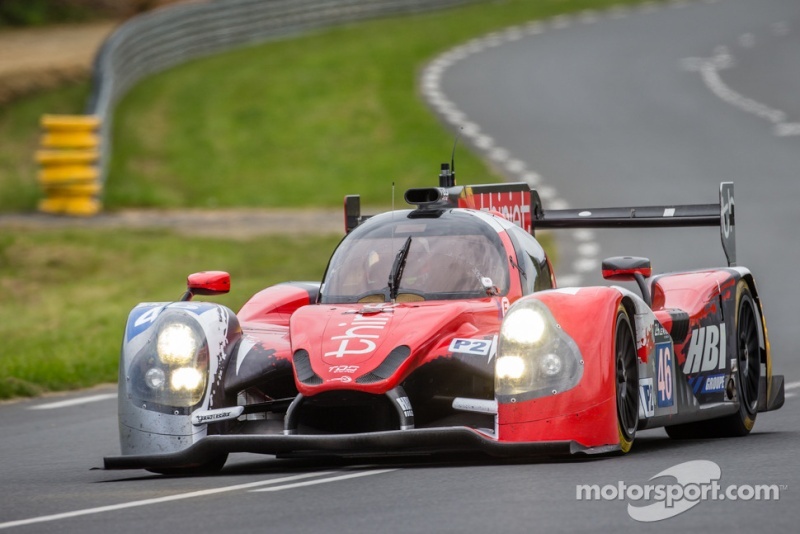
{"left": 1, "top": 0, "right": 798, "bottom": 532}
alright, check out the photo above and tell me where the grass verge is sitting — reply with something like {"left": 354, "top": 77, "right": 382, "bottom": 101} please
{"left": 0, "top": 228, "right": 341, "bottom": 399}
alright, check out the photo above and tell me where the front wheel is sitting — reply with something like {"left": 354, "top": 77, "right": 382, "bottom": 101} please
{"left": 615, "top": 305, "right": 638, "bottom": 453}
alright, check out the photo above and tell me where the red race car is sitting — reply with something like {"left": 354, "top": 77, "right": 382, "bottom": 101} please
{"left": 105, "top": 163, "right": 784, "bottom": 473}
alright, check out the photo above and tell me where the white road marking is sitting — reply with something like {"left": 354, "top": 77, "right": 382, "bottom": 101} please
{"left": 251, "top": 468, "right": 397, "bottom": 492}
{"left": 738, "top": 33, "right": 755, "bottom": 49}
{"left": 783, "top": 381, "right": 800, "bottom": 391}
{"left": 579, "top": 10, "right": 599, "bottom": 24}
{"left": 29, "top": 393, "right": 117, "bottom": 410}
{"left": 0, "top": 472, "right": 336, "bottom": 530}
{"left": 609, "top": 6, "right": 631, "bottom": 19}
{"left": 551, "top": 15, "right": 572, "bottom": 30}
{"left": 577, "top": 242, "right": 601, "bottom": 257}
{"left": 555, "top": 274, "right": 583, "bottom": 287}
{"left": 683, "top": 47, "right": 800, "bottom": 136}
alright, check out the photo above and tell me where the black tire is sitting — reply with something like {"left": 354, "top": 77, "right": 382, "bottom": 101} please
{"left": 146, "top": 454, "right": 228, "bottom": 476}
{"left": 665, "top": 283, "right": 760, "bottom": 439}
{"left": 615, "top": 305, "right": 638, "bottom": 453}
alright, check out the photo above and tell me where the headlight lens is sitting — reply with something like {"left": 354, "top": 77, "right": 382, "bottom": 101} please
{"left": 171, "top": 367, "right": 204, "bottom": 391}
{"left": 157, "top": 323, "right": 199, "bottom": 365}
{"left": 496, "top": 355, "right": 526, "bottom": 380}
{"left": 500, "top": 308, "right": 546, "bottom": 344}
{"left": 539, "top": 353, "right": 563, "bottom": 376}
{"left": 495, "top": 300, "right": 583, "bottom": 401}
{"left": 145, "top": 368, "right": 166, "bottom": 389}
{"left": 130, "top": 313, "right": 209, "bottom": 409}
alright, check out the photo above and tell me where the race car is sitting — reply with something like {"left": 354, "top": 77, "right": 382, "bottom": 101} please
{"left": 105, "top": 163, "right": 784, "bottom": 473}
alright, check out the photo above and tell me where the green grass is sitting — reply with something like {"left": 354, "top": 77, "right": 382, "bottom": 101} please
{"left": 107, "top": 0, "right": 642, "bottom": 209}
{"left": 0, "top": 229, "right": 341, "bottom": 399}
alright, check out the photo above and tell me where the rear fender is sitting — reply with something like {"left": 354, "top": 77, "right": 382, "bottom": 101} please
{"left": 497, "top": 287, "right": 624, "bottom": 447}
{"left": 650, "top": 267, "right": 775, "bottom": 417}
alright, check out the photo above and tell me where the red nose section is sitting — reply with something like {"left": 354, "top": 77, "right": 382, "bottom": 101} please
{"left": 289, "top": 301, "right": 481, "bottom": 395}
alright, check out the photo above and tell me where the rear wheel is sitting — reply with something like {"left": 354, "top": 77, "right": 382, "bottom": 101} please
{"left": 665, "top": 283, "right": 760, "bottom": 439}
{"left": 615, "top": 305, "right": 638, "bottom": 453}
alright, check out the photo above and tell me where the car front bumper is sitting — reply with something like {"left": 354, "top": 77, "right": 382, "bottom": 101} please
{"left": 104, "top": 426, "right": 618, "bottom": 470}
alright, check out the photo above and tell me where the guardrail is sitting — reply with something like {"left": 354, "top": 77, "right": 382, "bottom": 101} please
{"left": 41, "top": 0, "right": 481, "bottom": 215}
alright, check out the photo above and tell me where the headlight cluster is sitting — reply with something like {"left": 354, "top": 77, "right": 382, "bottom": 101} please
{"left": 130, "top": 313, "right": 209, "bottom": 409}
{"left": 495, "top": 300, "right": 583, "bottom": 402}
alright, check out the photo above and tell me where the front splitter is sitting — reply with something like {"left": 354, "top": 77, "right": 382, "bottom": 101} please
{"left": 104, "top": 427, "right": 615, "bottom": 470}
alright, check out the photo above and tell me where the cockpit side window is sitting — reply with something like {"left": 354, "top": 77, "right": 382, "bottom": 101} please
{"left": 506, "top": 225, "right": 553, "bottom": 295}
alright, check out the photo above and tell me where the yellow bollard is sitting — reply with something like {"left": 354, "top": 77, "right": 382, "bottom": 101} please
{"left": 37, "top": 115, "right": 102, "bottom": 216}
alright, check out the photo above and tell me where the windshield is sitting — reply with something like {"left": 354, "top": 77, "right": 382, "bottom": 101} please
{"left": 321, "top": 211, "right": 509, "bottom": 303}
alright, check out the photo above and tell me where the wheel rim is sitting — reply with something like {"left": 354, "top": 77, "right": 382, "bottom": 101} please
{"left": 738, "top": 298, "right": 760, "bottom": 416}
{"left": 616, "top": 313, "right": 638, "bottom": 441}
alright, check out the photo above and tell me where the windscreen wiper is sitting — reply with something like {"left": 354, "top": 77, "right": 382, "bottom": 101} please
{"left": 388, "top": 236, "right": 412, "bottom": 302}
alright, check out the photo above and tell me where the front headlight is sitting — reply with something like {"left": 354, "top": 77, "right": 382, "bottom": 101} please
{"left": 500, "top": 308, "right": 546, "bottom": 344}
{"left": 157, "top": 323, "right": 199, "bottom": 365}
{"left": 496, "top": 355, "right": 526, "bottom": 380}
{"left": 495, "top": 300, "right": 583, "bottom": 401}
{"left": 130, "top": 313, "right": 209, "bottom": 410}
{"left": 170, "top": 367, "right": 204, "bottom": 391}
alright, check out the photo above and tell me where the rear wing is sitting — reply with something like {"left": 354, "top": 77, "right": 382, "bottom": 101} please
{"left": 344, "top": 181, "right": 735, "bottom": 267}
{"left": 534, "top": 182, "right": 736, "bottom": 267}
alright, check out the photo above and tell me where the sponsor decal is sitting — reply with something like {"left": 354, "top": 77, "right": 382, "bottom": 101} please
{"left": 191, "top": 406, "right": 244, "bottom": 425}
{"left": 396, "top": 396, "right": 414, "bottom": 418}
{"left": 639, "top": 378, "right": 655, "bottom": 418}
{"left": 328, "top": 365, "right": 359, "bottom": 374}
{"left": 324, "top": 313, "right": 391, "bottom": 359}
{"left": 683, "top": 324, "right": 727, "bottom": 374}
{"left": 701, "top": 373, "right": 726, "bottom": 394}
{"left": 721, "top": 185, "right": 734, "bottom": 240}
{"left": 467, "top": 189, "right": 532, "bottom": 232}
{"left": 635, "top": 321, "right": 654, "bottom": 363}
{"left": 449, "top": 338, "right": 493, "bottom": 356}
{"left": 328, "top": 376, "right": 353, "bottom": 383}
{"left": 655, "top": 343, "right": 674, "bottom": 408}
{"left": 126, "top": 305, "right": 164, "bottom": 341}
{"left": 195, "top": 411, "right": 232, "bottom": 423}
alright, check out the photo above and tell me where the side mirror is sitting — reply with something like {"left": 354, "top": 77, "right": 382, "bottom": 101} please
{"left": 602, "top": 256, "right": 652, "bottom": 306}
{"left": 182, "top": 271, "right": 230, "bottom": 301}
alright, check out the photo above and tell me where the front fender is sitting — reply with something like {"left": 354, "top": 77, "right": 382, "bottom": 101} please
{"left": 497, "top": 287, "right": 624, "bottom": 448}
{"left": 118, "top": 301, "right": 241, "bottom": 456}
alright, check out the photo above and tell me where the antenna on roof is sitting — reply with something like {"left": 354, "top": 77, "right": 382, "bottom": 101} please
{"left": 438, "top": 130, "right": 461, "bottom": 188}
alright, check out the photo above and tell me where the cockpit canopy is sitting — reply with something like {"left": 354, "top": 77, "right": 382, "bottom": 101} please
{"left": 320, "top": 210, "right": 510, "bottom": 304}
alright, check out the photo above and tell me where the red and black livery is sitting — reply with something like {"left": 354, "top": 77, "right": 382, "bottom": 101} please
{"left": 106, "top": 166, "right": 784, "bottom": 473}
